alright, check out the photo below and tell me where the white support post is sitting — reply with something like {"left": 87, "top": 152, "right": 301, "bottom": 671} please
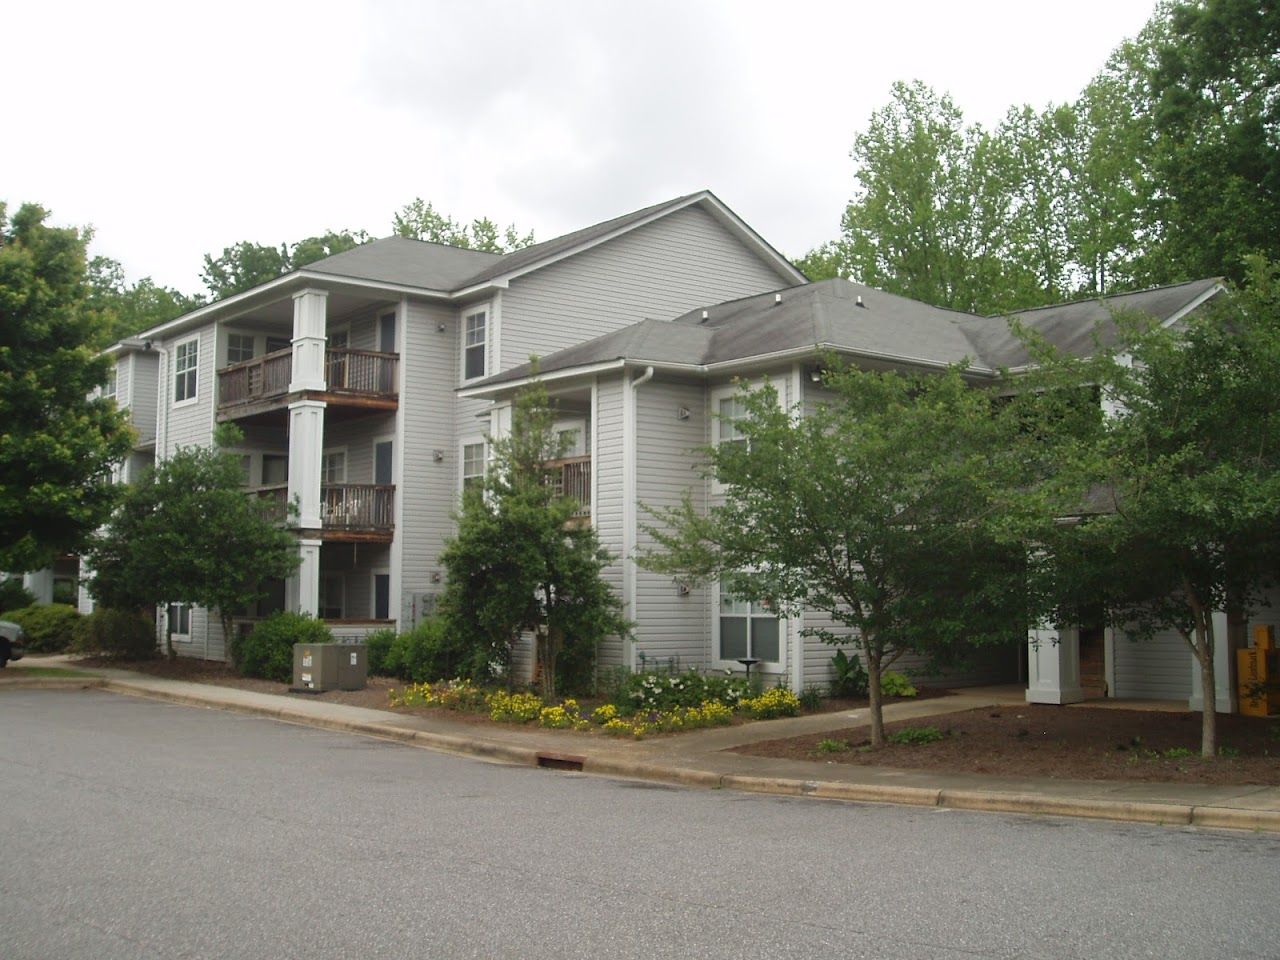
{"left": 1189, "top": 610, "right": 1236, "bottom": 713}
{"left": 288, "top": 399, "right": 326, "bottom": 530}
{"left": 290, "top": 288, "right": 328, "bottom": 393}
{"left": 287, "top": 538, "right": 322, "bottom": 618}
{"left": 1025, "top": 626, "right": 1085, "bottom": 704}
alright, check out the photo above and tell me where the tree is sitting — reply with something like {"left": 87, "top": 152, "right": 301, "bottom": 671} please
{"left": 86, "top": 253, "right": 202, "bottom": 345}
{"left": 84, "top": 424, "right": 300, "bottom": 655}
{"left": 642, "top": 365, "right": 1076, "bottom": 746}
{"left": 1040, "top": 260, "right": 1280, "bottom": 757}
{"left": 392, "top": 198, "right": 535, "bottom": 253}
{"left": 439, "top": 377, "right": 626, "bottom": 697}
{"left": 200, "top": 230, "right": 368, "bottom": 300}
{"left": 0, "top": 202, "right": 133, "bottom": 572}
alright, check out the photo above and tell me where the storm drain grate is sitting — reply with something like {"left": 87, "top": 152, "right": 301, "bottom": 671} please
{"left": 536, "top": 752, "right": 585, "bottom": 771}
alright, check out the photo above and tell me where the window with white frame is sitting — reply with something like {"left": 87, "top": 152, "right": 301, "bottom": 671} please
{"left": 102, "top": 365, "right": 117, "bottom": 399}
{"left": 167, "top": 603, "right": 191, "bottom": 641}
{"left": 226, "top": 333, "right": 255, "bottom": 365}
{"left": 717, "top": 587, "right": 780, "bottom": 665}
{"left": 174, "top": 338, "right": 198, "bottom": 403}
{"left": 321, "top": 449, "right": 347, "bottom": 485}
{"left": 715, "top": 395, "right": 749, "bottom": 449}
{"left": 462, "top": 441, "right": 486, "bottom": 491}
{"left": 463, "top": 309, "right": 487, "bottom": 381}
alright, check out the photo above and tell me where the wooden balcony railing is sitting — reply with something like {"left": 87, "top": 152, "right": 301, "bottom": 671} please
{"left": 219, "top": 349, "right": 293, "bottom": 406}
{"left": 545, "top": 455, "right": 591, "bottom": 518}
{"left": 248, "top": 483, "right": 394, "bottom": 534}
{"left": 325, "top": 349, "right": 399, "bottom": 396}
{"left": 321, "top": 483, "right": 395, "bottom": 531}
{"left": 218, "top": 348, "right": 399, "bottom": 408}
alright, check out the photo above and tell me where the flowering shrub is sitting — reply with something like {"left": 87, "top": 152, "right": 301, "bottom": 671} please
{"left": 388, "top": 677, "right": 487, "bottom": 711}
{"left": 487, "top": 690, "right": 544, "bottom": 723}
{"left": 538, "top": 699, "right": 590, "bottom": 730}
{"left": 739, "top": 687, "right": 801, "bottom": 720}
{"left": 880, "top": 671, "right": 918, "bottom": 698}
{"left": 599, "top": 700, "right": 736, "bottom": 739}
{"left": 619, "top": 669, "right": 751, "bottom": 713}
{"left": 592, "top": 703, "right": 619, "bottom": 724}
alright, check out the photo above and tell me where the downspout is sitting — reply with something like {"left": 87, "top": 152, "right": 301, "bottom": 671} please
{"left": 623, "top": 366, "right": 654, "bottom": 671}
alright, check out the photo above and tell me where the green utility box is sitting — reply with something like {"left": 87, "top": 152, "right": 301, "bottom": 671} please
{"left": 291, "top": 643, "right": 367, "bottom": 693}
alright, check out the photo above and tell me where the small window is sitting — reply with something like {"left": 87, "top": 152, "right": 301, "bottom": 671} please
{"left": 462, "top": 441, "right": 486, "bottom": 491}
{"left": 718, "top": 588, "right": 780, "bottom": 664}
{"left": 262, "top": 454, "right": 288, "bottom": 485}
{"left": 373, "top": 574, "right": 391, "bottom": 621}
{"left": 321, "top": 450, "right": 346, "bottom": 485}
{"left": 102, "top": 365, "right": 117, "bottom": 399}
{"left": 463, "top": 310, "right": 487, "bottom": 381}
{"left": 716, "top": 395, "right": 748, "bottom": 448}
{"left": 174, "top": 338, "right": 198, "bottom": 403}
{"left": 167, "top": 603, "right": 191, "bottom": 640}
{"left": 226, "top": 333, "right": 255, "bottom": 365}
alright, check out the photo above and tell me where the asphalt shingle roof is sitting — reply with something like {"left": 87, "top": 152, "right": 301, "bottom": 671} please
{"left": 302, "top": 236, "right": 501, "bottom": 290}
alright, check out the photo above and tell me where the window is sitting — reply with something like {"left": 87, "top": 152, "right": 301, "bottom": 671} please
{"left": 318, "top": 575, "right": 344, "bottom": 620}
{"left": 226, "top": 333, "right": 255, "bottom": 365}
{"left": 102, "top": 365, "right": 117, "bottom": 399}
{"left": 174, "top": 338, "right": 198, "bottom": 403}
{"left": 238, "top": 455, "right": 252, "bottom": 486}
{"left": 327, "top": 329, "right": 349, "bottom": 389}
{"left": 717, "top": 588, "right": 780, "bottom": 664}
{"left": 463, "top": 310, "right": 487, "bottom": 381}
{"left": 321, "top": 449, "right": 347, "bottom": 485}
{"left": 266, "top": 336, "right": 291, "bottom": 354}
{"left": 167, "top": 603, "right": 191, "bottom": 641}
{"left": 262, "top": 454, "right": 288, "bottom": 486}
{"left": 462, "top": 441, "right": 486, "bottom": 491}
{"left": 716, "top": 395, "right": 748, "bottom": 449}
{"left": 373, "top": 573, "right": 391, "bottom": 621}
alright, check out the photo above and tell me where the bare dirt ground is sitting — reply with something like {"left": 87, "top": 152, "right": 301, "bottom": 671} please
{"left": 735, "top": 704, "right": 1280, "bottom": 785}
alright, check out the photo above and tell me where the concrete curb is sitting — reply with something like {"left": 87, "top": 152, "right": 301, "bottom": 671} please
{"left": 13, "top": 680, "right": 1280, "bottom": 834}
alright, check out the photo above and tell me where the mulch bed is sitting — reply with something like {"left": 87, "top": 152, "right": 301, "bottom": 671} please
{"left": 735, "top": 704, "right": 1280, "bottom": 785}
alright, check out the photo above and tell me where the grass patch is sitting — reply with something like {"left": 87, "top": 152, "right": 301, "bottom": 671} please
{"left": 815, "top": 738, "right": 850, "bottom": 754}
{"left": 887, "top": 725, "right": 945, "bottom": 746}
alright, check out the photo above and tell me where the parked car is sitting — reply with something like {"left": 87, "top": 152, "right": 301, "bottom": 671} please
{"left": 0, "top": 620, "right": 26, "bottom": 668}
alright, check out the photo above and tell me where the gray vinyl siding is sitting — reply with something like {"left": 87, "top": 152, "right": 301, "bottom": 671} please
{"left": 129, "top": 352, "right": 159, "bottom": 447}
{"left": 594, "top": 374, "right": 626, "bottom": 670}
{"left": 1113, "top": 627, "right": 1193, "bottom": 700}
{"left": 397, "top": 298, "right": 458, "bottom": 630}
{"left": 320, "top": 542, "right": 390, "bottom": 621}
{"left": 323, "top": 413, "right": 395, "bottom": 484}
{"left": 113, "top": 354, "right": 131, "bottom": 418}
{"left": 634, "top": 377, "right": 709, "bottom": 672}
{"left": 159, "top": 325, "right": 217, "bottom": 455}
{"left": 500, "top": 206, "right": 791, "bottom": 369}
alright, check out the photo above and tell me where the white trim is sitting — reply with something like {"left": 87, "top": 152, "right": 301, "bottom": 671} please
{"left": 172, "top": 335, "right": 200, "bottom": 407}
{"left": 460, "top": 304, "right": 490, "bottom": 385}
{"left": 388, "top": 296, "right": 408, "bottom": 631}
{"left": 589, "top": 376, "right": 599, "bottom": 528}
{"left": 321, "top": 446, "right": 348, "bottom": 484}
{"left": 1160, "top": 282, "right": 1226, "bottom": 329}
{"left": 224, "top": 330, "right": 256, "bottom": 365}
{"left": 458, "top": 435, "right": 487, "bottom": 495}
{"left": 622, "top": 366, "right": 654, "bottom": 669}
{"left": 490, "top": 289, "right": 503, "bottom": 375}
{"left": 371, "top": 434, "right": 395, "bottom": 486}
{"left": 789, "top": 362, "right": 805, "bottom": 693}
{"left": 371, "top": 568, "right": 392, "bottom": 621}
{"left": 710, "top": 580, "right": 787, "bottom": 674}
{"left": 458, "top": 359, "right": 626, "bottom": 398}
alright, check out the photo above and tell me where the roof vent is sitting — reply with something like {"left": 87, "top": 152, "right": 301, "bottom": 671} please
{"left": 700, "top": 309, "right": 709, "bottom": 322}
{"left": 775, "top": 293, "right": 782, "bottom": 305}
{"left": 856, "top": 295, "right": 866, "bottom": 309}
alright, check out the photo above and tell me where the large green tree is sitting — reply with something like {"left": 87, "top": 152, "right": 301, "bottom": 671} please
{"left": 200, "top": 229, "right": 369, "bottom": 301}
{"left": 642, "top": 366, "right": 1080, "bottom": 746}
{"left": 0, "top": 202, "right": 133, "bottom": 572}
{"left": 85, "top": 425, "right": 300, "bottom": 655}
{"left": 86, "top": 253, "right": 202, "bottom": 345}
{"left": 440, "top": 378, "right": 626, "bottom": 697}
{"left": 1038, "top": 260, "right": 1280, "bottom": 757}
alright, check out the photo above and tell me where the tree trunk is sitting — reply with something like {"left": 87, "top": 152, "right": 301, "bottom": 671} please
{"left": 1188, "top": 596, "right": 1217, "bottom": 759}
{"left": 863, "top": 637, "right": 885, "bottom": 748}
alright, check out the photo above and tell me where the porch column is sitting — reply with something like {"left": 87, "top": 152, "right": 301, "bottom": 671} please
{"left": 286, "top": 538, "right": 322, "bottom": 618}
{"left": 288, "top": 399, "right": 325, "bottom": 530}
{"left": 22, "top": 569, "right": 54, "bottom": 605}
{"left": 1025, "top": 626, "right": 1085, "bottom": 704}
{"left": 290, "top": 288, "right": 328, "bottom": 392}
{"left": 1189, "top": 610, "right": 1236, "bottom": 713}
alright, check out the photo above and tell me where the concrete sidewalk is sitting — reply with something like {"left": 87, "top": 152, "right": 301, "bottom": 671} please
{"left": 5, "top": 661, "right": 1278, "bottom": 833}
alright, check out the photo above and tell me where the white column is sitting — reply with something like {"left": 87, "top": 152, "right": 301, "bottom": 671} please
{"left": 290, "top": 288, "right": 328, "bottom": 392}
{"left": 287, "top": 539, "right": 322, "bottom": 618}
{"left": 1025, "top": 626, "right": 1085, "bottom": 704}
{"left": 1189, "top": 610, "right": 1236, "bottom": 713}
{"left": 22, "top": 569, "right": 54, "bottom": 605}
{"left": 288, "top": 399, "right": 326, "bottom": 530}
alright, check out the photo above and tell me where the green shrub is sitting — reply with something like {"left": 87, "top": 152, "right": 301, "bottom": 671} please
{"left": 615, "top": 669, "right": 752, "bottom": 714}
{"left": 232, "top": 612, "right": 331, "bottom": 682}
{"left": 816, "top": 738, "right": 850, "bottom": 754}
{"left": 880, "top": 671, "right": 917, "bottom": 698}
{"left": 830, "top": 648, "right": 868, "bottom": 698}
{"left": 72, "top": 608, "right": 156, "bottom": 659}
{"left": 364, "top": 628, "right": 398, "bottom": 676}
{"left": 0, "top": 580, "right": 37, "bottom": 615}
{"left": 7, "top": 604, "right": 82, "bottom": 653}
{"left": 52, "top": 581, "right": 77, "bottom": 606}
{"left": 888, "top": 725, "right": 943, "bottom": 745}
{"left": 799, "top": 685, "right": 824, "bottom": 711}
{"left": 739, "top": 686, "right": 802, "bottom": 719}
{"left": 384, "top": 618, "right": 456, "bottom": 683}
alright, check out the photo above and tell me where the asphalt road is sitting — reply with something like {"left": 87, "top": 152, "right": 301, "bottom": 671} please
{"left": 1, "top": 690, "right": 1277, "bottom": 960}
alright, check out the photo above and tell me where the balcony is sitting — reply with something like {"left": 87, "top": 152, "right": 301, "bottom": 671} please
{"left": 250, "top": 483, "right": 395, "bottom": 542}
{"left": 545, "top": 455, "right": 591, "bottom": 519}
{"left": 218, "top": 348, "right": 399, "bottom": 420}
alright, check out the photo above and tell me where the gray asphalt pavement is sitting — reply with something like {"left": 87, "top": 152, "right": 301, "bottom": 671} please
{"left": 2, "top": 690, "right": 1277, "bottom": 960}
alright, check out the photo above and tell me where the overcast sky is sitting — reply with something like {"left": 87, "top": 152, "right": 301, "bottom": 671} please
{"left": 6, "top": 0, "right": 1159, "bottom": 294}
